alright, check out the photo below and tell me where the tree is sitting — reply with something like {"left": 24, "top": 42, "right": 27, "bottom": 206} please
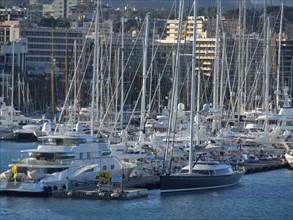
{"left": 39, "top": 17, "right": 56, "bottom": 27}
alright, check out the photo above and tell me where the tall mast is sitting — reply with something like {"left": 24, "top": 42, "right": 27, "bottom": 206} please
{"left": 189, "top": 0, "right": 197, "bottom": 174}
{"left": 107, "top": 20, "right": 113, "bottom": 107}
{"left": 73, "top": 39, "right": 77, "bottom": 123}
{"left": 276, "top": 2, "right": 283, "bottom": 108}
{"left": 51, "top": 28, "right": 55, "bottom": 121}
{"left": 237, "top": 0, "right": 242, "bottom": 126}
{"left": 11, "top": 25, "right": 15, "bottom": 122}
{"left": 140, "top": 14, "right": 149, "bottom": 131}
{"left": 265, "top": 17, "right": 271, "bottom": 132}
{"left": 121, "top": 16, "right": 125, "bottom": 130}
{"left": 77, "top": 32, "right": 81, "bottom": 121}
{"left": 164, "top": 0, "right": 184, "bottom": 168}
{"left": 262, "top": 0, "right": 267, "bottom": 110}
{"left": 91, "top": 0, "right": 100, "bottom": 135}
{"left": 65, "top": 30, "right": 68, "bottom": 122}
{"left": 212, "top": 0, "right": 220, "bottom": 133}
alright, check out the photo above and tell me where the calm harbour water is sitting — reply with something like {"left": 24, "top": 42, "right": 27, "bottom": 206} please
{"left": 0, "top": 141, "right": 293, "bottom": 220}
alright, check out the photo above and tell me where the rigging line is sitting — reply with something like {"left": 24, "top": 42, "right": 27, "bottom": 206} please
{"left": 104, "top": 9, "right": 177, "bottom": 131}
{"left": 57, "top": 11, "right": 95, "bottom": 125}
{"left": 147, "top": 42, "right": 177, "bottom": 111}
{"left": 75, "top": 49, "right": 93, "bottom": 114}
{"left": 98, "top": 22, "right": 146, "bottom": 131}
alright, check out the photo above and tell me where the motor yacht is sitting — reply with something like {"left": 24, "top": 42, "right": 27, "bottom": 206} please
{"left": 0, "top": 126, "right": 123, "bottom": 196}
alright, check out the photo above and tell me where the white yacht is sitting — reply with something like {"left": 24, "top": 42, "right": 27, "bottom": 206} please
{"left": 0, "top": 129, "right": 123, "bottom": 196}
{"left": 0, "top": 97, "right": 31, "bottom": 140}
{"left": 285, "top": 150, "right": 293, "bottom": 168}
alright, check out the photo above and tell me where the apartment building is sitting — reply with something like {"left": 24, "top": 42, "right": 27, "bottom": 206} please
{"left": 53, "top": 0, "right": 82, "bottom": 19}
{"left": 0, "top": 21, "right": 28, "bottom": 73}
{"left": 22, "top": 27, "right": 87, "bottom": 76}
{"left": 162, "top": 16, "right": 216, "bottom": 77}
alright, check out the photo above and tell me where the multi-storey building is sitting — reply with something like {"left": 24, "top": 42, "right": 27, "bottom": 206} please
{"left": 0, "top": 6, "right": 27, "bottom": 21}
{"left": 0, "top": 0, "right": 29, "bottom": 8}
{"left": 53, "top": 0, "right": 82, "bottom": 19}
{"left": 22, "top": 27, "right": 86, "bottom": 71}
{"left": 161, "top": 15, "right": 293, "bottom": 109}
{"left": 163, "top": 16, "right": 216, "bottom": 77}
{"left": 0, "top": 21, "right": 28, "bottom": 72}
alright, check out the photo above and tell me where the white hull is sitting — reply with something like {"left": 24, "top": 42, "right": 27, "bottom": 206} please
{"left": 0, "top": 180, "right": 47, "bottom": 195}
{"left": 285, "top": 151, "right": 293, "bottom": 168}
{"left": 0, "top": 130, "right": 15, "bottom": 140}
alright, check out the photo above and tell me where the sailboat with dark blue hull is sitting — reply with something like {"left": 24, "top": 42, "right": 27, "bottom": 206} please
{"left": 160, "top": 0, "right": 245, "bottom": 194}
{"left": 160, "top": 159, "right": 245, "bottom": 193}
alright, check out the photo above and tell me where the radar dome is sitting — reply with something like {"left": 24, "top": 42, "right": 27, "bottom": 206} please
{"left": 76, "top": 123, "right": 83, "bottom": 133}
{"left": 177, "top": 103, "right": 185, "bottom": 111}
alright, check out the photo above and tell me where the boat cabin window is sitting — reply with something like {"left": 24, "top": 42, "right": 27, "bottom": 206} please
{"left": 215, "top": 168, "right": 231, "bottom": 175}
{"left": 267, "top": 120, "right": 278, "bottom": 125}
{"left": 47, "top": 168, "right": 67, "bottom": 174}
{"left": 180, "top": 169, "right": 215, "bottom": 175}
{"left": 45, "top": 138, "right": 87, "bottom": 146}
{"left": 192, "top": 170, "right": 211, "bottom": 175}
{"left": 103, "top": 165, "right": 107, "bottom": 170}
{"left": 30, "top": 152, "right": 74, "bottom": 160}
{"left": 110, "top": 165, "right": 115, "bottom": 170}
{"left": 284, "top": 121, "right": 293, "bottom": 126}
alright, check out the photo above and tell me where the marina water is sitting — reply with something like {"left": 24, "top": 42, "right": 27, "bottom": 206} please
{"left": 1, "top": 141, "right": 292, "bottom": 220}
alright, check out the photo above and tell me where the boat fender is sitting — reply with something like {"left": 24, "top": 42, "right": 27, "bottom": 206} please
{"left": 99, "top": 192, "right": 105, "bottom": 197}
{"left": 111, "top": 192, "right": 120, "bottom": 198}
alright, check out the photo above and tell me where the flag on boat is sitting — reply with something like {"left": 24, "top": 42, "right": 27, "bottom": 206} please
{"left": 11, "top": 164, "right": 17, "bottom": 180}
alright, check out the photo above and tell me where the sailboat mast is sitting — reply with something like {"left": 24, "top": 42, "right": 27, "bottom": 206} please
{"left": 73, "top": 39, "right": 77, "bottom": 123}
{"left": 65, "top": 30, "right": 68, "bottom": 122}
{"left": 121, "top": 16, "right": 125, "bottom": 130}
{"left": 265, "top": 17, "right": 271, "bottom": 132}
{"left": 262, "top": 0, "right": 267, "bottom": 111}
{"left": 11, "top": 25, "right": 15, "bottom": 122}
{"left": 140, "top": 14, "right": 149, "bottom": 131}
{"left": 164, "top": 0, "right": 184, "bottom": 168}
{"left": 276, "top": 2, "right": 283, "bottom": 108}
{"left": 51, "top": 28, "right": 55, "bottom": 121}
{"left": 237, "top": 0, "right": 242, "bottom": 126}
{"left": 189, "top": 0, "right": 197, "bottom": 174}
{"left": 91, "top": 0, "right": 100, "bottom": 135}
{"left": 212, "top": 0, "right": 220, "bottom": 133}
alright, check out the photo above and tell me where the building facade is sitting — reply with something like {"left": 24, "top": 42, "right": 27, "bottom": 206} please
{"left": 53, "top": 0, "right": 82, "bottom": 19}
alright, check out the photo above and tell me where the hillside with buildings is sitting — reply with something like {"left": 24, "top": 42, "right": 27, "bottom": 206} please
{"left": 0, "top": 0, "right": 292, "bottom": 117}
